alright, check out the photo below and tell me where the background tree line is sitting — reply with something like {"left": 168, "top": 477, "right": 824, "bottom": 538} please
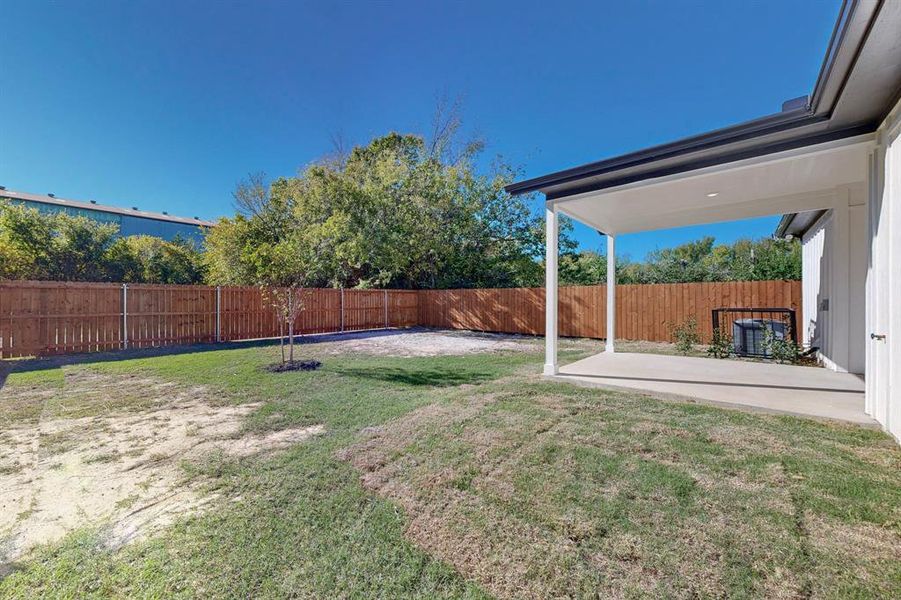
{"left": 0, "top": 201, "right": 205, "bottom": 284}
{"left": 1, "top": 109, "right": 800, "bottom": 287}
{"left": 559, "top": 235, "right": 800, "bottom": 285}
{"left": 0, "top": 193, "right": 799, "bottom": 287}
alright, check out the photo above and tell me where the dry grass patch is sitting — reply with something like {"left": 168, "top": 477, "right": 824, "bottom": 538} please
{"left": 708, "top": 423, "right": 790, "bottom": 453}
{"left": 340, "top": 381, "right": 901, "bottom": 598}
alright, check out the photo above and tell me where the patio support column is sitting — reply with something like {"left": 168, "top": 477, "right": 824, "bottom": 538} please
{"left": 606, "top": 234, "right": 616, "bottom": 353}
{"left": 544, "top": 204, "right": 558, "bottom": 375}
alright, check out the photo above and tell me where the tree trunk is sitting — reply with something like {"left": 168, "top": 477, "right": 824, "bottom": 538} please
{"left": 288, "top": 320, "right": 294, "bottom": 362}
{"left": 288, "top": 288, "right": 295, "bottom": 362}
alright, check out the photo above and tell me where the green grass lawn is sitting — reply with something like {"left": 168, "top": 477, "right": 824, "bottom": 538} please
{"left": 1, "top": 338, "right": 899, "bottom": 599}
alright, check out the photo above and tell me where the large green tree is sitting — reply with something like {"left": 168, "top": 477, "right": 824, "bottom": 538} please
{"left": 205, "top": 132, "right": 572, "bottom": 289}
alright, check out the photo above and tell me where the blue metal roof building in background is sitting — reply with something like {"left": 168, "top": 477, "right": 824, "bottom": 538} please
{"left": 0, "top": 188, "right": 215, "bottom": 244}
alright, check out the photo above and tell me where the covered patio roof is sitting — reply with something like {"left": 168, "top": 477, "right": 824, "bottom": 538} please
{"left": 513, "top": 74, "right": 876, "bottom": 379}
{"left": 546, "top": 134, "right": 870, "bottom": 235}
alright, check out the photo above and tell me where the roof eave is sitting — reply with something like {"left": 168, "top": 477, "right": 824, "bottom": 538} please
{"left": 504, "top": 107, "right": 816, "bottom": 196}
{"left": 543, "top": 123, "right": 876, "bottom": 200}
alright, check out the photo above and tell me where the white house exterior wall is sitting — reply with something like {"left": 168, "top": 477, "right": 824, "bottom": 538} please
{"left": 866, "top": 97, "right": 901, "bottom": 441}
{"left": 801, "top": 212, "right": 831, "bottom": 362}
{"left": 799, "top": 185, "right": 867, "bottom": 375}
{"left": 848, "top": 201, "right": 867, "bottom": 375}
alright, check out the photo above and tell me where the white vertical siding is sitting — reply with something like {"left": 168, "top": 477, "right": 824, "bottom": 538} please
{"left": 848, "top": 204, "right": 867, "bottom": 374}
{"left": 800, "top": 194, "right": 866, "bottom": 375}
{"left": 801, "top": 212, "right": 830, "bottom": 355}
{"left": 867, "top": 98, "right": 901, "bottom": 441}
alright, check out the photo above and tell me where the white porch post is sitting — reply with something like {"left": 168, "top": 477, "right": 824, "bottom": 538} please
{"left": 606, "top": 234, "right": 616, "bottom": 353}
{"left": 544, "top": 205, "right": 558, "bottom": 375}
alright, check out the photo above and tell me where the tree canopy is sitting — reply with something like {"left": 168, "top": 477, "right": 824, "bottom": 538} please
{"left": 204, "top": 132, "right": 568, "bottom": 289}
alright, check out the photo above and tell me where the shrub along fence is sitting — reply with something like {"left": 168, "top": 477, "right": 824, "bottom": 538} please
{"left": 0, "top": 279, "right": 799, "bottom": 358}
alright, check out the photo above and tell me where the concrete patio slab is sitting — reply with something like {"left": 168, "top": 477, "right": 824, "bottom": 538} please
{"left": 553, "top": 352, "right": 873, "bottom": 425}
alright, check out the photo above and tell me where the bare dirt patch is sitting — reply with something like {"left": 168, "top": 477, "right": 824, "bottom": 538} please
{"left": 0, "top": 371, "right": 323, "bottom": 566}
{"left": 306, "top": 328, "right": 535, "bottom": 357}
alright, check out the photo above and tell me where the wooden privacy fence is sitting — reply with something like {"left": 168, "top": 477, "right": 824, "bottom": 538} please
{"left": 0, "top": 280, "right": 799, "bottom": 358}
{"left": 417, "top": 280, "right": 801, "bottom": 344}
{"left": 0, "top": 281, "right": 418, "bottom": 358}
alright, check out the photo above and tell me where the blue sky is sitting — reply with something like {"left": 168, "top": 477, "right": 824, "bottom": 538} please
{"left": 0, "top": 0, "right": 840, "bottom": 260}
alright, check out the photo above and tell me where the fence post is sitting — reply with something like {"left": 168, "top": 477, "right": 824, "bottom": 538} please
{"left": 122, "top": 283, "right": 129, "bottom": 350}
{"left": 216, "top": 286, "right": 221, "bottom": 342}
{"left": 340, "top": 288, "right": 345, "bottom": 332}
{"left": 384, "top": 289, "right": 388, "bottom": 329}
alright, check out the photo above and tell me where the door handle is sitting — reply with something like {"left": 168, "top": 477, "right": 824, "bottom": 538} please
{"left": 870, "top": 333, "right": 886, "bottom": 341}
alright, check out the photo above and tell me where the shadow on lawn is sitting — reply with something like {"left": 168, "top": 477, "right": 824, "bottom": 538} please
{"left": 335, "top": 366, "right": 494, "bottom": 387}
{"left": 0, "top": 329, "right": 424, "bottom": 391}
{"left": 0, "top": 328, "right": 512, "bottom": 392}
{"left": 0, "top": 340, "right": 280, "bottom": 380}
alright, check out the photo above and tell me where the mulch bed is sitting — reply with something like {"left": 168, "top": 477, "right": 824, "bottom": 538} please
{"left": 264, "top": 360, "right": 322, "bottom": 373}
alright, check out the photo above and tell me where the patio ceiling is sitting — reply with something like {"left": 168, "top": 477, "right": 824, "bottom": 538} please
{"left": 552, "top": 135, "right": 872, "bottom": 235}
